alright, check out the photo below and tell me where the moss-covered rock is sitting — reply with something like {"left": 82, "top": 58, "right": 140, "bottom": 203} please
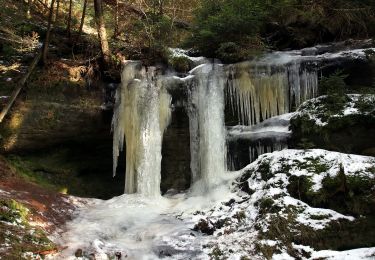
{"left": 290, "top": 94, "right": 375, "bottom": 156}
{"left": 0, "top": 199, "right": 56, "bottom": 259}
{"left": 235, "top": 149, "right": 375, "bottom": 259}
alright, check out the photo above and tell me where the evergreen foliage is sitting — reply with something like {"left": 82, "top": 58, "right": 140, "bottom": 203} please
{"left": 319, "top": 71, "right": 347, "bottom": 97}
{"left": 189, "top": 0, "right": 267, "bottom": 61}
{"left": 189, "top": 0, "right": 375, "bottom": 61}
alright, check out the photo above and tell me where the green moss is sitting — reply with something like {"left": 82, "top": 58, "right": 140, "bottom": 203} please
{"left": 295, "top": 157, "right": 329, "bottom": 174}
{"left": 0, "top": 223, "right": 55, "bottom": 259}
{"left": 355, "top": 95, "right": 375, "bottom": 113}
{"left": 258, "top": 160, "right": 272, "bottom": 181}
{"left": 259, "top": 198, "right": 275, "bottom": 212}
{"left": 233, "top": 211, "right": 246, "bottom": 222}
{"left": 6, "top": 156, "right": 64, "bottom": 192}
{"left": 209, "top": 246, "right": 225, "bottom": 260}
{"left": 255, "top": 242, "right": 279, "bottom": 260}
{"left": 0, "top": 199, "right": 55, "bottom": 258}
{"left": 259, "top": 211, "right": 301, "bottom": 245}
{"left": 168, "top": 56, "right": 190, "bottom": 72}
{"left": 0, "top": 199, "right": 29, "bottom": 224}
{"left": 287, "top": 175, "right": 314, "bottom": 201}
{"left": 291, "top": 94, "right": 375, "bottom": 153}
{"left": 287, "top": 164, "right": 375, "bottom": 217}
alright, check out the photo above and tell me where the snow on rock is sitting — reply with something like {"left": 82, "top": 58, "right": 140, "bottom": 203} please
{"left": 58, "top": 149, "right": 375, "bottom": 259}
{"left": 310, "top": 247, "right": 375, "bottom": 260}
{"left": 226, "top": 113, "right": 294, "bottom": 169}
{"left": 168, "top": 48, "right": 209, "bottom": 66}
{"left": 292, "top": 94, "right": 375, "bottom": 127}
{"left": 235, "top": 149, "right": 375, "bottom": 259}
{"left": 227, "top": 113, "right": 294, "bottom": 141}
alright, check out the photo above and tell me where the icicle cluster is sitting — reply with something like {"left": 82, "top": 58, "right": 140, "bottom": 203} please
{"left": 112, "top": 61, "right": 171, "bottom": 196}
{"left": 249, "top": 142, "right": 289, "bottom": 163}
{"left": 226, "top": 61, "right": 318, "bottom": 125}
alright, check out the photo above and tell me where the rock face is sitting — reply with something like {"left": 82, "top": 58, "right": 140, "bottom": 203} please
{"left": 0, "top": 80, "right": 125, "bottom": 199}
{"left": 1, "top": 101, "right": 110, "bottom": 152}
{"left": 290, "top": 94, "right": 375, "bottom": 156}
{"left": 161, "top": 107, "right": 191, "bottom": 193}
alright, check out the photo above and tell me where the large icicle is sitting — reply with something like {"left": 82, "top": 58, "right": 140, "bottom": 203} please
{"left": 187, "top": 64, "right": 227, "bottom": 191}
{"left": 112, "top": 61, "right": 171, "bottom": 196}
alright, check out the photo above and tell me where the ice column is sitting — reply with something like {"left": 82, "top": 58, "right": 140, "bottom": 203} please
{"left": 112, "top": 61, "right": 171, "bottom": 196}
{"left": 187, "top": 64, "right": 227, "bottom": 191}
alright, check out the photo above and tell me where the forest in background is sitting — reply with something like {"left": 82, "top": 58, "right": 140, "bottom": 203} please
{"left": 1, "top": 0, "right": 374, "bottom": 69}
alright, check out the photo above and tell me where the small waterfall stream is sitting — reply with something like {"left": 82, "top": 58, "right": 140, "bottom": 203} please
{"left": 187, "top": 64, "right": 227, "bottom": 192}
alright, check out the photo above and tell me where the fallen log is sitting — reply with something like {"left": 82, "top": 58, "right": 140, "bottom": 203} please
{"left": 0, "top": 49, "right": 42, "bottom": 123}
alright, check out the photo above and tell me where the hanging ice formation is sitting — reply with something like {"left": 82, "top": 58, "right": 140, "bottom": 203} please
{"left": 112, "top": 61, "right": 171, "bottom": 196}
{"left": 249, "top": 142, "right": 289, "bottom": 164}
{"left": 187, "top": 64, "right": 227, "bottom": 190}
{"left": 226, "top": 60, "right": 318, "bottom": 125}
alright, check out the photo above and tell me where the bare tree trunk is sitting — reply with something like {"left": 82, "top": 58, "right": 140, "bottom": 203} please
{"left": 54, "top": 0, "right": 60, "bottom": 23}
{"left": 72, "top": 0, "right": 87, "bottom": 56}
{"left": 113, "top": 0, "right": 119, "bottom": 38}
{"left": 27, "top": 0, "right": 33, "bottom": 19}
{"left": 93, "top": 0, "right": 111, "bottom": 68}
{"left": 75, "top": 0, "right": 88, "bottom": 44}
{"left": 67, "top": 0, "right": 73, "bottom": 39}
{"left": 42, "top": 0, "right": 56, "bottom": 65}
{"left": 158, "top": 0, "right": 164, "bottom": 16}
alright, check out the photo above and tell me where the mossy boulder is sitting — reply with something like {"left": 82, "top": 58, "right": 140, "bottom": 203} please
{"left": 237, "top": 149, "right": 375, "bottom": 258}
{"left": 290, "top": 94, "right": 375, "bottom": 156}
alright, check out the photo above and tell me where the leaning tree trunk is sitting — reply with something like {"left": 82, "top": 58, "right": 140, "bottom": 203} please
{"left": 75, "top": 0, "right": 88, "bottom": 44}
{"left": 93, "top": 0, "right": 111, "bottom": 68}
{"left": 0, "top": 50, "right": 42, "bottom": 123}
{"left": 67, "top": 0, "right": 73, "bottom": 39}
{"left": 42, "top": 0, "right": 56, "bottom": 65}
{"left": 113, "top": 0, "right": 119, "bottom": 38}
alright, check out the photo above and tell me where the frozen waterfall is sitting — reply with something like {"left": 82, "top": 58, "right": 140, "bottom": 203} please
{"left": 112, "top": 61, "right": 171, "bottom": 196}
{"left": 112, "top": 48, "right": 361, "bottom": 195}
{"left": 113, "top": 62, "right": 228, "bottom": 195}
